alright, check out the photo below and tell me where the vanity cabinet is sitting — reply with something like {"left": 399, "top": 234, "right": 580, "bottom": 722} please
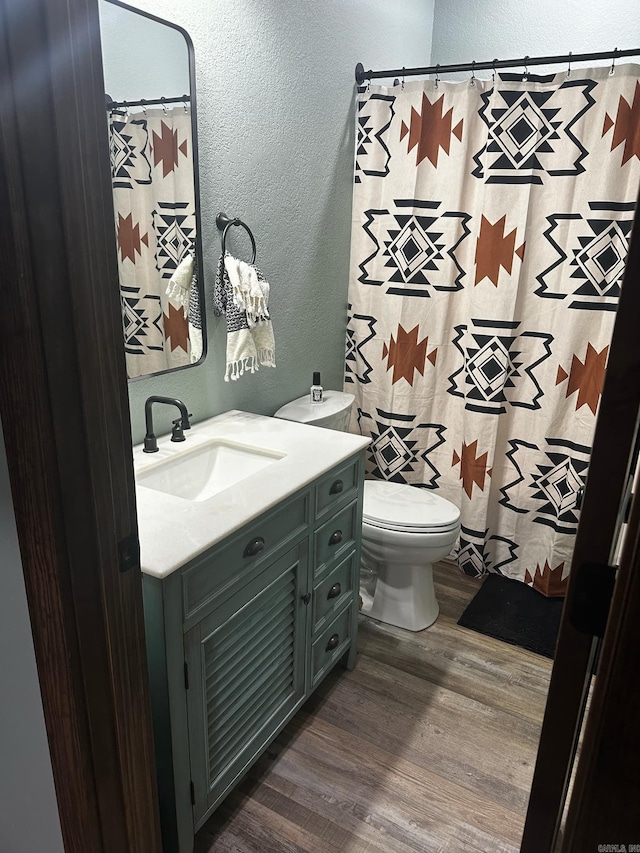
{"left": 143, "top": 450, "right": 364, "bottom": 853}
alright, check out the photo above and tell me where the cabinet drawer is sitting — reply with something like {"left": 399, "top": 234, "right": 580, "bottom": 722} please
{"left": 182, "top": 490, "right": 308, "bottom": 625}
{"left": 312, "top": 551, "right": 356, "bottom": 634}
{"left": 311, "top": 604, "right": 353, "bottom": 687}
{"left": 315, "top": 458, "right": 359, "bottom": 519}
{"left": 314, "top": 500, "right": 358, "bottom": 579}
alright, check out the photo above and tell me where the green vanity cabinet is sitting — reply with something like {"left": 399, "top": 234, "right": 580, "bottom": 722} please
{"left": 185, "top": 544, "right": 308, "bottom": 825}
{"left": 142, "top": 450, "right": 365, "bottom": 853}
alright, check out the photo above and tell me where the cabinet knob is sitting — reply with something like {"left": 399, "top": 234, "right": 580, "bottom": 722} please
{"left": 329, "top": 479, "right": 344, "bottom": 495}
{"left": 328, "top": 529, "right": 343, "bottom": 546}
{"left": 243, "top": 537, "right": 265, "bottom": 558}
{"left": 325, "top": 633, "right": 340, "bottom": 651}
{"left": 301, "top": 592, "right": 311, "bottom": 605}
{"left": 327, "top": 583, "right": 341, "bottom": 599}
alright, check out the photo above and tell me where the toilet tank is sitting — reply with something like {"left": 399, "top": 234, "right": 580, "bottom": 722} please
{"left": 273, "top": 390, "right": 354, "bottom": 432}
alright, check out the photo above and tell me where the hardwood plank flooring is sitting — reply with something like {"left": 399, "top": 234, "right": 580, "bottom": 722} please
{"left": 195, "top": 562, "right": 553, "bottom": 853}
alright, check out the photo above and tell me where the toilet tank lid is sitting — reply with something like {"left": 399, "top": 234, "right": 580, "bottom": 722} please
{"left": 363, "top": 480, "right": 460, "bottom": 530}
{"left": 274, "top": 390, "right": 354, "bottom": 424}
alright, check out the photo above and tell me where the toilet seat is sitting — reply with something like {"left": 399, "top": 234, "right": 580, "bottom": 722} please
{"left": 362, "top": 480, "right": 460, "bottom": 534}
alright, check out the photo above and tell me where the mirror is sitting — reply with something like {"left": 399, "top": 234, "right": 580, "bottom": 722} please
{"left": 99, "top": 0, "right": 205, "bottom": 380}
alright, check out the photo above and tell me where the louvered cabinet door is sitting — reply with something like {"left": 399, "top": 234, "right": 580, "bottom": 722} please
{"left": 185, "top": 543, "right": 308, "bottom": 827}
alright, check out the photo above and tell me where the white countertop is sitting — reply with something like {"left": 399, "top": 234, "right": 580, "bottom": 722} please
{"left": 134, "top": 409, "right": 370, "bottom": 578}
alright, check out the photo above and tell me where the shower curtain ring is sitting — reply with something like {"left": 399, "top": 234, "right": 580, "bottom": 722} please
{"left": 139, "top": 98, "right": 147, "bottom": 115}
{"left": 435, "top": 64, "right": 440, "bottom": 90}
{"left": 492, "top": 59, "right": 497, "bottom": 84}
{"left": 522, "top": 56, "right": 529, "bottom": 82}
{"left": 610, "top": 47, "right": 618, "bottom": 76}
{"left": 160, "top": 96, "right": 168, "bottom": 113}
{"left": 567, "top": 51, "right": 572, "bottom": 78}
{"left": 470, "top": 60, "right": 476, "bottom": 87}
{"left": 402, "top": 67, "right": 405, "bottom": 89}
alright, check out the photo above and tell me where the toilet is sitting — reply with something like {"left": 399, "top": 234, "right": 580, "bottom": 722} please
{"left": 274, "top": 390, "right": 460, "bottom": 632}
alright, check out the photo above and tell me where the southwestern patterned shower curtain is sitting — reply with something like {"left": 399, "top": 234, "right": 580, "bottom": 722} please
{"left": 346, "top": 65, "right": 640, "bottom": 595}
{"left": 109, "top": 106, "right": 197, "bottom": 379}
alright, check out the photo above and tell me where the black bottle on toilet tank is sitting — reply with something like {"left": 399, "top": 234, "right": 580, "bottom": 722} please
{"left": 310, "top": 372, "right": 323, "bottom": 403}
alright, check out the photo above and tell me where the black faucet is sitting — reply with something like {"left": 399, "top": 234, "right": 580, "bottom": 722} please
{"left": 143, "top": 396, "right": 191, "bottom": 453}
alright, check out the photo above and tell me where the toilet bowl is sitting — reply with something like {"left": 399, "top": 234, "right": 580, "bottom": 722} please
{"left": 360, "top": 480, "right": 460, "bottom": 631}
{"left": 273, "top": 390, "right": 460, "bottom": 631}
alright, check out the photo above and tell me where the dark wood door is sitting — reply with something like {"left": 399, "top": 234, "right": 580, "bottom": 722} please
{"left": 520, "top": 190, "right": 640, "bottom": 851}
{"left": 559, "top": 472, "right": 640, "bottom": 850}
{"left": 0, "top": 0, "right": 161, "bottom": 849}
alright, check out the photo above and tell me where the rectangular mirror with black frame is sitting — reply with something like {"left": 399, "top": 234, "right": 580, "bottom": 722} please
{"left": 99, "top": 0, "right": 206, "bottom": 380}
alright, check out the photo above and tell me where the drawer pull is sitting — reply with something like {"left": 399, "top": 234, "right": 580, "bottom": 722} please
{"left": 328, "top": 583, "right": 341, "bottom": 599}
{"left": 243, "top": 537, "right": 265, "bottom": 558}
{"left": 329, "top": 479, "right": 344, "bottom": 495}
{"left": 328, "top": 529, "right": 343, "bottom": 546}
{"left": 326, "top": 633, "right": 340, "bottom": 651}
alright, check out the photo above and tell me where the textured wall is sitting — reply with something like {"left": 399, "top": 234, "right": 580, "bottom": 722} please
{"left": 0, "top": 425, "right": 64, "bottom": 853}
{"left": 121, "top": 0, "right": 435, "bottom": 443}
{"left": 432, "top": 0, "right": 640, "bottom": 78}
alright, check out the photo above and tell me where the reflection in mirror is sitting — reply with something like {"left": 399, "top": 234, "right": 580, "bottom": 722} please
{"left": 99, "top": 0, "right": 205, "bottom": 380}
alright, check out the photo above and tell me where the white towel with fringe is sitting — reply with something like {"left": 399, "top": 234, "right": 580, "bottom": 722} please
{"left": 213, "top": 252, "right": 276, "bottom": 381}
{"left": 224, "top": 254, "right": 270, "bottom": 326}
{"left": 166, "top": 253, "right": 203, "bottom": 363}
{"left": 165, "top": 253, "right": 195, "bottom": 308}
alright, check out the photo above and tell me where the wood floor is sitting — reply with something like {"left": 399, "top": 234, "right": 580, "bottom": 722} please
{"left": 194, "top": 562, "right": 553, "bottom": 853}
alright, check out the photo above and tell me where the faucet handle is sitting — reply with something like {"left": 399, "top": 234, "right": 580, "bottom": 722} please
{"left": 171, "top": 417, "right": 187, "bottom": 443}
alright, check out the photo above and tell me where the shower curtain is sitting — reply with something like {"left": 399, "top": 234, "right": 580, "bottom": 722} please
{"left": 109, "top": 106, "right": 197, "bottom": 379}
{"left": 346, "top": 65, "right": 640, "bottom": 595}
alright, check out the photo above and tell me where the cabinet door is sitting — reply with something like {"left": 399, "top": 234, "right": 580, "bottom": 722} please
{"left": 185, "top": 544, "right": 307, "bottom": 828}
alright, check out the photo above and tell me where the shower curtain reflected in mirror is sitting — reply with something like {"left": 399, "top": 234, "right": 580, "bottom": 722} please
{"left": 346, "top": 65, "right": 640, "bottom": 595}
{"left": 108, "top": 106, "right": 200, "bottom": 379}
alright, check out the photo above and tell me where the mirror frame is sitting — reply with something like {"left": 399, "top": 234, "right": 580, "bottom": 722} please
{"left": 104, "top": 0, "right": 207, "bottom": 381}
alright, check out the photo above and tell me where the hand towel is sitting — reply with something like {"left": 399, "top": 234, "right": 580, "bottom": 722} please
{"left": 223, "top": 255, "right": 270, "bottom": 326}
{"left": 213, "top": 252, "right": 276, "bottom": 381}
{"left": 165, "top": 253, "right": 203, "bottom": 363}
{"left": 165, "top": 253, "right": 195, "bottom": 308}
{"left": 188, "top": 268, "right": 203, "bottom": 363}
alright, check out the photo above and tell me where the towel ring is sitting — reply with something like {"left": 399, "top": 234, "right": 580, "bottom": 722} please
{"left": 216, "top": 212, "right": 257, "bottom": 264}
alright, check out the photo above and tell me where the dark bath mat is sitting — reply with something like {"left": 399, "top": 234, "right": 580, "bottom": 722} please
{"left": 457, "top": 573, "right": 564, "bottom": 659}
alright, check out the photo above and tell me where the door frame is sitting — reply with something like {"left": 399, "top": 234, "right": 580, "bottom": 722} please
{"left": 560, "top": 458, "right": 640, "bottom": 849}
{"left": 520, "top": 188, "right": 640, "bottom": 851}
{"left": 0, "top": 0, "right": 161, "bottom": 850}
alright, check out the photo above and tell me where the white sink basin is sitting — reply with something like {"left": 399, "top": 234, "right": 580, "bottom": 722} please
{"left": 137, "top": 439, "right": 285, "bottom": 502}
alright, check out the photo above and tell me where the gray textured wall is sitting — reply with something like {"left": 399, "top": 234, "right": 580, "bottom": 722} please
{"left": 123, "top": 0, "right": 435, "bottom": 444}
{"left": 0, "top": 424, "right": 64, "bottom": 853}
{"left": 432, "top": 0, "right": 640, "bottom": 78}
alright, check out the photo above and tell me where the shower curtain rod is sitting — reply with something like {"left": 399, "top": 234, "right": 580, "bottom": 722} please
{"left": 105, "top": 94, "right": 190, "bottom": 110}
{"left": 355, "top": 47, "right": 640, "bottom": 84}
